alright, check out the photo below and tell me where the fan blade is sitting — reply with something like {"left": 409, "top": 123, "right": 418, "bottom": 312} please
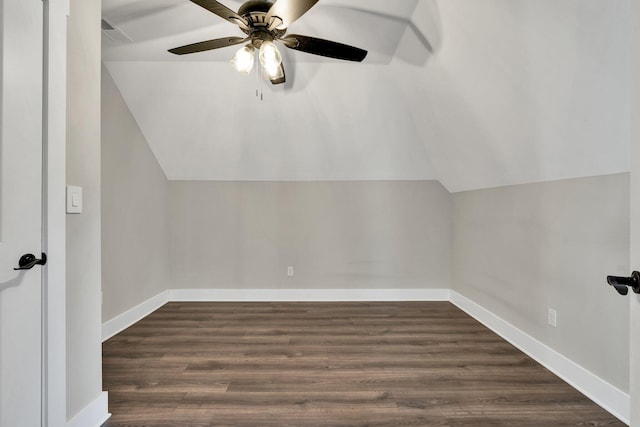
{"left": 281, "top": 35, "right": 367, "bottom": 62}
{"left": 266, "top": 0, "right": 318, "bottom": 30}
{"left": 190, "top": 0, "right": 248, "bottom": 28}
{"left": 168, "top": 36, "right": 246, "bottom": 55}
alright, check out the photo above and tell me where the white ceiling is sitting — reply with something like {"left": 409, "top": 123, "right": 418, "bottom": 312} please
{"left": 103, "top": 0, "right": 630, "bottom": 192}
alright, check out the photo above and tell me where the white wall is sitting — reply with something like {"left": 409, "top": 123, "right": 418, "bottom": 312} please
{"left": 452, "top": 174, "right": 630, "bottom": 392}
{"left": 101, "top": 67, "right": 171, "bottom": 322}
{"left": 168, "top": 181, "right": 451, "bottom": 291}
{"left": 66, "top": 0, "right": 104, "bottom": 420}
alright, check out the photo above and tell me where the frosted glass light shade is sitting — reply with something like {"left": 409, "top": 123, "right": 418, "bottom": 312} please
{"left": 264, "top": 63, "right": 284, "bottom": 81}
{"left": 259, "top": 40, "right": 282, "bottom": 70}
{"left": 231, "top": 45, "right": 255, "bottom": 75}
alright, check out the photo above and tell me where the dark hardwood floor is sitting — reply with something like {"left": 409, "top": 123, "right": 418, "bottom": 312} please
{"left": 102, "top": 302, "right": 624, "bottom": 426}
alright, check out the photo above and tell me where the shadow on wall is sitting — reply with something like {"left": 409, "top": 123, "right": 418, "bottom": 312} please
{"left": 276, "top": 0, "right": 443, "bottom": 91}
{"left": 329, "top": 2, "right": 443, "bottom": 67}
{"left": 395, "top": 0, "right": 443, "bottom": 66}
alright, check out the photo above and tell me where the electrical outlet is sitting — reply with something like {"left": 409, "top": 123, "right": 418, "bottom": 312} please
{"left": 547, "top": 308, "right": 557, "bottom": 327}
{"left": 287, "top": 266, "right": 294, "bottom": 277}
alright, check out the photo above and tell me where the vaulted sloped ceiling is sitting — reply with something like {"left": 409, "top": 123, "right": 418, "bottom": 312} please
{"left": 102, "top": 0, "right": 630, "bottom": 192}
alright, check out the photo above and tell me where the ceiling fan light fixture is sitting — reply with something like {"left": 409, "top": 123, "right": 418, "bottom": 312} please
{"left": 258, "top": 40, "right": 282, "bottom": 70}
{"left": 231, "top": 44, "right": 255, "bottom": 75}
{"left": 168, "top": 0, "right": 369, "bottom": 85}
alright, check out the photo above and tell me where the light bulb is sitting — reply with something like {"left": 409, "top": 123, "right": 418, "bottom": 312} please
{"left": 231, "top": 45, "right": 255, "bottom": 75}
{"left": 259, "top": 40, "right": 282, "bottom": 70}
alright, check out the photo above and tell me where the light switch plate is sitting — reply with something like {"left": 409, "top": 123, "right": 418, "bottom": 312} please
{"left": 547, "top": 307, "right": 557, "bottom": 327}
{"left": 66, "top": 185, "right": 82, "bottom": 214}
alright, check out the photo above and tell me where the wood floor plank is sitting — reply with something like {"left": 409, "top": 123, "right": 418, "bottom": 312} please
{"left": 102, "top": 302, "right": 624, "bottom": 426}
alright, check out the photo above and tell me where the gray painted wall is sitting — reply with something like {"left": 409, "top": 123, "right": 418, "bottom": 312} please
{"left": 168, "top": 181, "right": 452, "bottom": 290}
{"left": 66, "top": 0, "right": 103, "bottom": 418}
{"left": 452, "top": 174, "right": 630, "bottom": 392}
{"left": 101, "top": 68, "right": 171, "bottom": 322}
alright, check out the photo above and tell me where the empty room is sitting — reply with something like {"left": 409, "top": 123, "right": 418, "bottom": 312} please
{"left": 2, "top": 0, "right": 638, "bottom": 426}
{"left": 95, "top": 0, "right": 634, "bottom": 425}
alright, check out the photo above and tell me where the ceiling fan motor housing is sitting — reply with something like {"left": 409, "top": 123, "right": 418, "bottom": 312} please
{"left": 237, "top": 0, "right": 285, "bottom": 41}
{"left": 238, "top": 0, "right": 273, "bottom": 16}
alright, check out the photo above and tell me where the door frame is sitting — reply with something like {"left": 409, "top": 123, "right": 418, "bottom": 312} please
{"left": 43, "top": 0, "right": 69, "bottom": 425}
{"left": 631, "top": 1, "right": 639, "bottom": 424}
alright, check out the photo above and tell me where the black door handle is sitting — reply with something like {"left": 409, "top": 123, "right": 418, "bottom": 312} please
{"left": 14, "top": 253, "right": 47, "bottom": 271}
{"left": 607, "top": 271, "right": 640, "bottom": 295}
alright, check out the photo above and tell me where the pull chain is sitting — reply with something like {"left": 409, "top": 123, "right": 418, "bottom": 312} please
{"left": 255, "top": 60, "right": 264, "bottom": 102}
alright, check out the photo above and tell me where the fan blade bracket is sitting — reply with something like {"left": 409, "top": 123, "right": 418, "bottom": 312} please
{"left": 229, "top": 16, "right": 250, "bottom": 30}
{"left": 279, "top": 36, "right": 299, "bottom": 48}
{"left": 267, "top": 16, "right": 284, "bottom": 32}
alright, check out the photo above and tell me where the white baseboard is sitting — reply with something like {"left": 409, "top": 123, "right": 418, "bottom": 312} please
{"left": 102, "top": 288, "right": 449, "bottom": 343}
{"left": 449, "top": 291, "right": 630, "bottom": 425}
{"left": 102, "top": 290, "right": 169, "bottom": 341}
{"left": 168, "top": 288, "right": 450, "bottom": 302}
{"left": 101, "top": 287, "right": 629, "bottom": 424}
{"left": 67, "top": 391, "right": 110, "bottom": 427}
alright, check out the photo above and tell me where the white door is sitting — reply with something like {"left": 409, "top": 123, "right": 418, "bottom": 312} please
{"left": 631, "top": 2, "right": 639, "bottom": 425}
{"left": 0, "top": 0, "right": 44, "bottom": 425}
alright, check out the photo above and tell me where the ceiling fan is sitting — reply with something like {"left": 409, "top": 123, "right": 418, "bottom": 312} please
{"left": 168, "top": 0, "right": 368, "bottom": 85}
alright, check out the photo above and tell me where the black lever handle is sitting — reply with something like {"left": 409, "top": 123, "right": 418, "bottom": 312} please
{"left": 14, "top": 253, "right": 47, "bottom": 271}
{"left": 607, "top": 271, "right": 640, "bottom": 296}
